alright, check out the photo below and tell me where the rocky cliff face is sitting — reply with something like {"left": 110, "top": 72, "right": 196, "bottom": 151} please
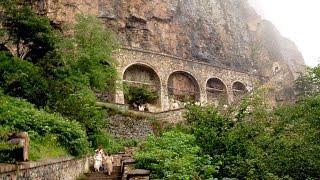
{"left": 33, "top": 0, "right": 305, "bottom": 81}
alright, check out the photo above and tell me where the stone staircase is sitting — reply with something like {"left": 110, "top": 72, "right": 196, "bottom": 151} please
{"left": 83, "top": 166, "right": 122, "bottom": 180}
{"left": 79, "top": 153, "right": 150, "bottom": 180}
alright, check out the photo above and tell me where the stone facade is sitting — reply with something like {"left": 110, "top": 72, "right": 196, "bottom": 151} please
{"left": 115, "top": 47, "right": 265, "bottom": 111}
{"left": 30, "top": 0, "right": 306, "bottom": 106}
{"left": 0, "top": 156, "right": 91, "bottom": 180}
{"left": 32, "top": 0, "right": 305, "bottom": 76}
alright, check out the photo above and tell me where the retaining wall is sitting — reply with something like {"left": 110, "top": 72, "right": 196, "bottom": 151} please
{"left": 0, "top": 156, "right": 91, "bottom": 180}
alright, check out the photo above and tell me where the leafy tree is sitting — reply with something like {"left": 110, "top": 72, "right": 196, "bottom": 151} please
{"left": 184, "top": 92, "right": 320, "bottom": 179}
{"left": 185, "top": 104, "right": 230, "bottom": 156}
{"left": 134, "top": 130, "right": 218, "bottom": 179}
{"left": 47, "top": 14, "right": 119, "bottom": 141}
{"left": 0, "top": 0, "right": 56, "bottom": 60}
{"left": 57, "top": 14, "right": 118, "bottom": 91}
{"left": 295, "top": 65, "right": 320, "bottom": 96}
{"left": 0, "top": 1, "right": 120, "bottom": 155}
{"left": 0, "top": 52, "right": 48, "bottom": 106}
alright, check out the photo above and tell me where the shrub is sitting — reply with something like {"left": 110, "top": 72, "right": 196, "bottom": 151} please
{"left": 0, "top": 95, "right": 90, "bottom": 156}
{"left": 134, "top": 130, "right": 217, "bottom": 179}
{"left": 124, "top": 85, "right": 158, "bottom": 106}
{"left": 185, "top": 104, "right": 231, "bottom": 156}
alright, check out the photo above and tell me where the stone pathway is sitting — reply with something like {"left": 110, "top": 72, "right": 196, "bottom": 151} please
{"left": 83, "top": 166, "right": 122, "bottom": 180}
{"left": 81, "top": 151, "right": 150, "bottom": 180}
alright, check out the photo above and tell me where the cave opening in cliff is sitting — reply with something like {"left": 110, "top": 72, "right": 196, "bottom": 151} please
{"left": 232, "top": 81, "right": 248, "bottom": 101}
{"left": 123, "top": 63, "right": 161, "bottom": 110}
{"left": 206, "top": 78, "right": 228, "bottom": 106}
{"left": 168, "top": 71, "right": 200, "bottom": 103}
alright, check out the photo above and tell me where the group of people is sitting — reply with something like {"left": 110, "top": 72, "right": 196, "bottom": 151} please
{"left": 93, "top": 146, "right": 114, "bottom": 175}
{"left": 133, "top": 103, "right": 156, "bottom": 112}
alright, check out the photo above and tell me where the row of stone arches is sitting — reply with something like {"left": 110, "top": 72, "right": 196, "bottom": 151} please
{"left": 121, "top": 63, "right": 248, "bottom": 110}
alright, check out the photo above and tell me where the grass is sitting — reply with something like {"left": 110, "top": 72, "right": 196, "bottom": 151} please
{"left": 29, "top": 134, "right": 69, "bottom": 161}
{"left": 93, "top": 131, "right": 139, "bottom": 154}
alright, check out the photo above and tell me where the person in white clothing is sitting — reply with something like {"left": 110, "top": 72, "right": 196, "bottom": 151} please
{"left": 94, "top": 146, "right": 104, "bottom": 172}
{"left": 138, "top": 104, "right": 145, "bottom": 111}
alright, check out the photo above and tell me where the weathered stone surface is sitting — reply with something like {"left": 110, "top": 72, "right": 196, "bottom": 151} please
{"left": 31, "top": 0, "right": 306, "bottom": 104}
{"left": 108, "top": 114, "right": 153, "bottom": 140}
{"left": 114, "top": 48, "right": 263, "bottom": 110}
{"left": 127, "top": 169, "right": 150, "bottom": 180}
{"left": 0, "top": 156, "right": 91, "bottom": 180}
{"left": 32, "top": 0, "right": 305, "bottom": 78}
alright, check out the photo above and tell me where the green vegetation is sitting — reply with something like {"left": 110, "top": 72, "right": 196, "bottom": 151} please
{"left": 0, "top": 95, "right": 90, "bottom": 157}
{"left": 135, "top": 71, "right": 320, "bottom": 179}
{"left": 124, "top": 85, "right": 158, "bottom": 106}
{"left": 29, "top": 134, "right": 69, "bottom": 161}
{"left": 0, "top": 0, "right": 56, "bottom": 60}
{"left": 135, "top": 131, "right": 214, "bottom": 179}
{"left": 1, "top": 2, "right": 320, "bottom": 179}
{"left": 90, "top": 131, "right": 137, "bottom": 154}
{"left": 0, "top": 1, "right": 120, "bottom": 161}
{"left": 295, "top": 66, "right": 320, "bottom": 96}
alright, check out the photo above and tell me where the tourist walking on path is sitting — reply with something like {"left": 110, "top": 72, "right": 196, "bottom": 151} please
{"left": 94, "top": 145, "right": 104, "bottom": 172}
{"left": 103, "top": 153, "right": 114, "bottom": 175}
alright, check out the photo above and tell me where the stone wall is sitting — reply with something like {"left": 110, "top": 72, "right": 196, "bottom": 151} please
{"left": 108, "top": 114, "right": 153, "bottom": 140}
{"left": 114, "top": 47, "right": 265, "bottom": 111}
{"left": 28, "top": 0, "right": 307, "bottom": 107}
{"left": 0, "top": 156, "right": 91, "bottom": 180}
{"left": 153, "top": 108, "right": 186, "bottom": 124}
{"left": 106, "top": 108, "right": 186, "bottom": 139}
{"left": 101, "top": 102, "right": 187, "bottom": 139}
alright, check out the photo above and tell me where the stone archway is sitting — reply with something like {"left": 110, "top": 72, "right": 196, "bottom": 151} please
{"left": 123, "top": 63, "right": 161, "bottom": 109}
{"left": 206, "top": 78, "right": 228, "bottom": 106}
{"left": 232, "top": 81, "right": 248, "bottom": 101}
{"left": 167, "top": 71, "right": 200, "bottom": 104}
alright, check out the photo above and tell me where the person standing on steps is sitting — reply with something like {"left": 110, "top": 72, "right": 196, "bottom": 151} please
{"left": 94, "top": 145, "right": 105, "bottom": 172}
{"left": 103, "top": 153, "right": 114, "bottom": 176}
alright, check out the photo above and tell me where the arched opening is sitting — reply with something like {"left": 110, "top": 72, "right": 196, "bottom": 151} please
{"left": 123, "top": 64, "right": 161, "bottom": 111}
{"left": 168, "top": 71, "right": 200, "bottom": 106}
{"left": 206, "top": 78, "right": 228, "bottom": 106}
{"left": 232, "top": 81, "right": 247, "bottom": 101}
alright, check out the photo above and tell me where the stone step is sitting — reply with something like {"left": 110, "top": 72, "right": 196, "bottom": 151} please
{"left": 85, "top": 173, "right": 122, "bottom": 180}
{"left": 85, "top": 172, "right": 121, "bottom": 176}
{"left": 85, "top": 176, "right": 121, "bottom": 180}
{"left": 90, "top": 166, "right": 121, "bottom": 173}
{"left": 84, "top": 166, "right": 122, "bottom": 180}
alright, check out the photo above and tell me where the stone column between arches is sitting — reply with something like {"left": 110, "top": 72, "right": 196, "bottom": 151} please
{"left": 113, "top": 49, "right": 256, "bottom": 112}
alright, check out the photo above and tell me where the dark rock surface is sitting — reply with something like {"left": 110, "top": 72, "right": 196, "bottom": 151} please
{"left": 32, "top": 0, "right": 306, "bottom": 93}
